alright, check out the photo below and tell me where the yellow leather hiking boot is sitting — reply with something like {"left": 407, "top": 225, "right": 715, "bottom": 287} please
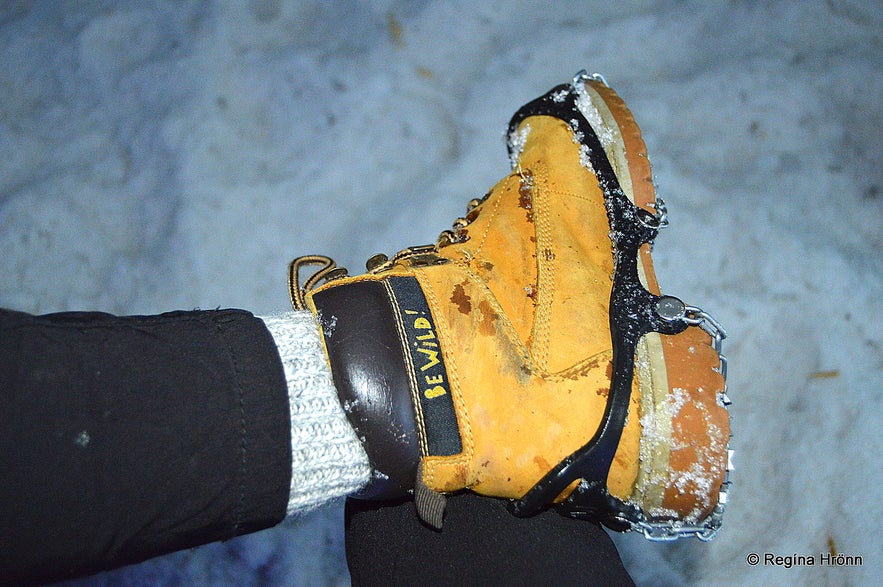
{"left": 289, "top": 72, "right": 731, "bottom": 540}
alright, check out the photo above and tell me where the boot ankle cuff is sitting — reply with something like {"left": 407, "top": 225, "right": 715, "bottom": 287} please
{"left": 310, "top": 278, "right": 439, "bottom": 500}
{"left": 261, "top": 312, "right": 371, "bottom": 515}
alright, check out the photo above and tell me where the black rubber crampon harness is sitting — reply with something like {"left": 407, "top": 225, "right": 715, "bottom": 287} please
{"left": 505, "top": 73, "right": 730, "bottom": 541}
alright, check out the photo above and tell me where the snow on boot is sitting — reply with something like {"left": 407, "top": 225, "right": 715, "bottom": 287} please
{"left": 289, "top": 72, "right": 731, "bottom": 539}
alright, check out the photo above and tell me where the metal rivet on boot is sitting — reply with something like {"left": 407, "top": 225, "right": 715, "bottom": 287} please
{"left": 655, "top": 296, "right": 686, "bottom": 321}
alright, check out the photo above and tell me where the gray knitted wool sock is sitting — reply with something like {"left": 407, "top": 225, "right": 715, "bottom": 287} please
{"left": 261, "top": 311, "right": 371, "bottom": 516}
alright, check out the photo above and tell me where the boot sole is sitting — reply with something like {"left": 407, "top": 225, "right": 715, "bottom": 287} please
{"left": 580, "top": 81, "right": 730, "bottom": 524}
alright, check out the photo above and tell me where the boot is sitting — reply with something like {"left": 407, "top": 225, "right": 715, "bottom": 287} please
{"left": 289, "top": 71, "right": 731, "bottom": 540}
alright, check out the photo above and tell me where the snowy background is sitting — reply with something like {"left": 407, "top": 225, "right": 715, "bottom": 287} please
{"left": 2, "top": 1, "right": 880, "bottom": 585}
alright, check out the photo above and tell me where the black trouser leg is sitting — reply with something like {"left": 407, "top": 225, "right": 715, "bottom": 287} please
{"left": 345, "top": 493, "right": 635, "bottom": 586}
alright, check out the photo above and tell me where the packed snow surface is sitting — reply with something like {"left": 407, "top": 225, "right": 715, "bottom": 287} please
{"left": 1, "top": 1, "right": 880, "bottom": 585}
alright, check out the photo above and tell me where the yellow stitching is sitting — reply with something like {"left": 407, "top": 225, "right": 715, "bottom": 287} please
{"left": 530, "top": 163, "right": 555, "bottom": 370}
{"left": 471, "top": 177, "right": 505, "bottom": 258}
{"left": 426, "top": 258, "right": 621, "bottom": 385}
{"left": 550, "top": 348, "right": 614, "bottom": 380}
{"left": 383, "top": 278, "right": 430, "bottom": 457}
{"left": 417, "top": 274, "right": 474, "bottom": 488}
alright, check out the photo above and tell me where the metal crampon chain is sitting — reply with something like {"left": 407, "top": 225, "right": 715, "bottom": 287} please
{"left": 651, "top": 196, "right": 669, "bottom": 229}
{"left": 634, "top": 305, "right": 733, "bottom": 542}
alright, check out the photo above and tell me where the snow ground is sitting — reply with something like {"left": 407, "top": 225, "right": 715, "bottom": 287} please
{"left": 1, "top": 1, "right": 880, "bottom": 585}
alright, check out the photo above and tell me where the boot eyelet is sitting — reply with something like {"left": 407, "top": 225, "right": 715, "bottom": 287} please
{"left": 366, "top": 253, "right": 390, "bottom": 271}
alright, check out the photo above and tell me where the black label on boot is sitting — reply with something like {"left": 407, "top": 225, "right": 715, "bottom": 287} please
{"left": 386, "top": 276, "right": 462, "bottom": 457}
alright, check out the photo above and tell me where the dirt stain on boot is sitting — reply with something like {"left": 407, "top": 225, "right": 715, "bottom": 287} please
{"left": 477, "top": 299, "right": 498, "bottom": 335}
{"left": 533, "top": 455, "right": 551, "bottom": 472}
{"left": 451, "top": 282, "right": 472, "bottom": 315}
{"left": 563, "top": 353, "right": 612, "bottom": 380}
{"left": 524, "top": 283, "right": 538, "bottom": 304}
{"left": 518, "top": 171, "right": 534, "bottom": 223}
